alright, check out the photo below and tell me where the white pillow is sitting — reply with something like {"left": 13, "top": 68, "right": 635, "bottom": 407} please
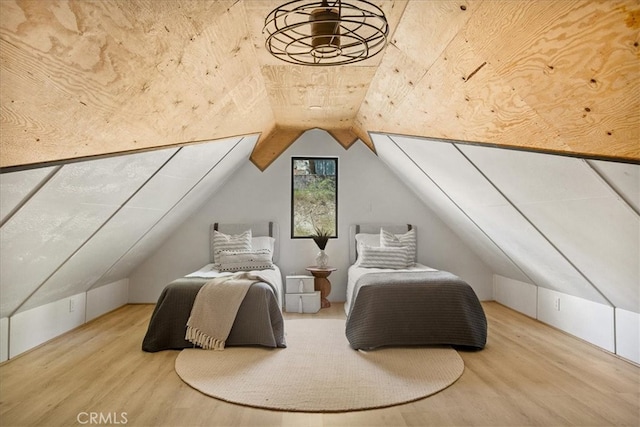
{"left": 252, "top": 236, "right": 275, "bottom": 257}
{"left": 358, "top": 245, "right": 409, "bottom": 269}
{"left": 380, "top": 228, "right": 416, "bottom": 265}
{"left": 216, "top": 249, "right": 274, "bottom": 272}
{"left": 212, "top": 229, "right": 252, "bottom": 263}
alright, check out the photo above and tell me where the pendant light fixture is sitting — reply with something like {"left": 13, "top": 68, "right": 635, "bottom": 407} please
{"left": 263, "top": 0, "right": 389, "bottom": 66}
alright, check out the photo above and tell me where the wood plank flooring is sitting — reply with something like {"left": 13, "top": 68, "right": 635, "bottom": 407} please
{"left": 0, "top": 302, "right": 638, "bottom": 426}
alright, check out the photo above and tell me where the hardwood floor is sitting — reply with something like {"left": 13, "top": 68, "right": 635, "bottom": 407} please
{"left": 0, "top": 302, "right": 638, "bottom": 426}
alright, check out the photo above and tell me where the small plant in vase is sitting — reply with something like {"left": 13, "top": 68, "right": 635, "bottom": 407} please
{"left": 312, "top": 227, "right": 331, "bottom": 268}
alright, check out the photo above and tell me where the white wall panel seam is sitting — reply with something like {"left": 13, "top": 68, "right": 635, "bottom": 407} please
{"left": 0, "top": 166, "right": 61, "bottom": 228}
{"left": 387, "top": 135, "right": 537, "bottom": 286}
{"left": 6, "top": 317, "right": 9, "bottom": 362}
{"left": 613, "top": 305, "right": 617, "bottom": 355}
{"left": 8, "top": 150, "right": 182, "bottom": 317}
{"left": 87, "top": 137, "right": 247, "bottom": 291}
{"left": 585, "top": 160, "right": 640, "bottom": 218}
{"left": 453, "top": 144, "right": 615, "bottom": 309}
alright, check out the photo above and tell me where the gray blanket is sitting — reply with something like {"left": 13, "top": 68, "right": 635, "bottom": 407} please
{"left": 142, "top": 277, "right": 286, "bottom": 352}
{"left": 346, "top": 270, "right": 487, "bottom": 350}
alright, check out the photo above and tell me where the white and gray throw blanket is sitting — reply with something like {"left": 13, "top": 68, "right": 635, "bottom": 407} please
{"left": 186, "top": 272, "right": 264, "bottom": 350}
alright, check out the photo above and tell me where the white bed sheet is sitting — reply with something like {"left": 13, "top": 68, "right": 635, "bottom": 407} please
{"left": 345, "top": 263, "right": 437, "bottom": 316}
{"left": 185, "top": 263, "right": 284, "bottom": 308}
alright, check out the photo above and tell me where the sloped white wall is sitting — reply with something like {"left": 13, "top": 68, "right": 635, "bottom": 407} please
{"left": 461, "top": 144, "right": 638, "bottom": 312}
{"left": 373, "top": 133, "right": 639, "bottom": 363}
{"left": 373, "top": 136, "right": 532, "bottom": 284}
{"left": 0, "top": 166, "right": 57, "bottom": 223}
{"left": 590, "top": 159, "right": 640, "bottom": 213}
{"left": 1, "top": 151, "right": 175, "bottom": 317}
{"left": 129, "top": 129, "right": 495, "bottom": 303}
{"left": 93, "top": 136, "right": 256, "bottom": 288}
{"left": 0, "top": 135, "right": 256, "bottom": 359}
{"left": 383, "top": 135, "right": 613, "bottom": 304}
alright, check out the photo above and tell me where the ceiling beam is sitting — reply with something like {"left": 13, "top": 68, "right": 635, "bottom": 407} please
{"left": 250, "top": 125, "right": 306, "bottom": 171}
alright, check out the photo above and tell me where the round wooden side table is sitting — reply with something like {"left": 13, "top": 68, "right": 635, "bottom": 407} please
{"left": 305, "top": 266, "right": 337, "bottom": 308}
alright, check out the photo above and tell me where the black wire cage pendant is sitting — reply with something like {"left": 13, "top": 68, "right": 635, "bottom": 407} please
{"left": 263, "top": 0, "right": 389, "bottom": 66}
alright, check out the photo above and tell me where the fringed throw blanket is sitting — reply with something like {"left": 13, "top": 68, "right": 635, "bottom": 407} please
{"left": 186, "top": 272, "right": 262, "bottom": 350}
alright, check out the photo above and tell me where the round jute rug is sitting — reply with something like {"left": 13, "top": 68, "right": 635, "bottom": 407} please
{"left": 175, "top": 319, "right": 464, "bottom": 412}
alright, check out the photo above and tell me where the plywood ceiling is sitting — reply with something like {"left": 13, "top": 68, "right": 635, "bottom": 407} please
{"left": 1, "top": 0, "right": 638, "bottom": 170}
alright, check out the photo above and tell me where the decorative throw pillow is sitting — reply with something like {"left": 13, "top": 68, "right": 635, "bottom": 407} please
{"left": 212, "top": 229, "right": 252, "bottom": 263}
{"left": 355, "top": 233, "right": 380, "bottom": 260}
{"left": 216, "top": 249, "right": 274, "bottom": 272}
{"left": 358, "top": 244, "right": 409, "bottom": 269}
{"left": 251, "top": 236, "right": 276, "bottom": 258}
{"left": 380, "top": 228, "right": 416, "bottom": 265}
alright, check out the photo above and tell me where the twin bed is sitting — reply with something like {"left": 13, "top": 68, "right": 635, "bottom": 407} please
{"left": 345, "top": 224, "right": 487, "bottom": 350}
{"left": 142, "top": 222, "right": 487, "bottom": 353}
{"left": 142, "top": 222, "right": 286, "bottom": 352}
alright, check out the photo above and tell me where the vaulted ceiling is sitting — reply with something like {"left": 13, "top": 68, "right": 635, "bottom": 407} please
{"left": 1, "top": 0, "right": 638, "bottom": 171}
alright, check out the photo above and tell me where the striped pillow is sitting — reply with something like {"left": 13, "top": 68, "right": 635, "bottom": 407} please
{"left": 358, "top": 244, "right": 409, "bottom": 269}
{"left": 212, "top": 229, "right": 252, "bottom": 263}
{"left": 216, "top": 249, "right": 274, "bottom": 272}
{"left": 355, "top": 233, "right": 380, "bottom": 260}
{"left": 380, "top": 228, "right": 416, "bottom": 265}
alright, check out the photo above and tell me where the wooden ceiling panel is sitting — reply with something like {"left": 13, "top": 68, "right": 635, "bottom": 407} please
{"left": 463, "top": 0, "right": 640, "bottom": 159}
{"left": 243, "top": 0, "right": 293, "bottom": 67}
{"left": 356, "top": 0, "right": 468, "bottom": 130}
{"left": 389, "top": 0, "right": 474, "bottom": 69}
{"left": 0, "top": 0, "right": 638, "bottom": 168}
{"left": 422, "top": 37, "right": 570, "bottom": 152}
{"left": 357, "top": 43, "right": 428, "bottom": 123}
{"left": 361, "top": 33, "right": 571, "bottom": 154}
{"left": 0, "top": 0, "right": 268, "bottom": 167}
{"left": 261, "top": 65, "right": 376, "bottom": 129}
